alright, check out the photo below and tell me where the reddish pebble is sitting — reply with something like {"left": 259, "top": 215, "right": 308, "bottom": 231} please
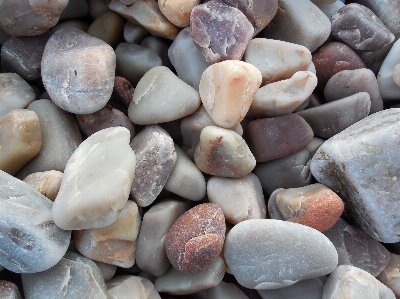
{"left": 110, "top": 76, "right": 134, "bottom": 109}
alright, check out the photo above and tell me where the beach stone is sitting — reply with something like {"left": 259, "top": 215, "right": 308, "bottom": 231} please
{"left": 0, "top": 110, "right": 42, "bottom": 175}
{"left": 107, "top": 275, "right": 161, "bottom": 299}
{"left": 247, "top": 114, "right": 314, "bottom": 162}
{"left": 262, "top": 0, "right": 331, "bottom": 52}
{"left": 181, "top": 105, "right": 243, "bottom": 160}
{"left": 258, "top": 278, "right": 324, "bottom": 299}
{"left": 0, "top": 0, "right": 69, "bottom": 36}
{"left": 0, "top": 73, "right": 36, "bottom": 119}
{"left": 42, "top": 28, "right": 116, "bottom": 114}
{"left": 324, "top": 68, "right": 383, "bottom": 114}
{"left": 140, "top": 36, "right": 173, "bottom": 70}
{"left": 95, "top": 262, "right": 117, "bottom": 282}
{"left": 199, "top": 61, "right": 262, "bottom": 129}
{"left": 378, "top": 253, "right": 400, "bottom": 297}
{"left": 0, "top": 170, "right": 70, "bottom": 273}
{"left": 207, "top": 173, "right": 266, "bottom": 224}
{"left": 248, "top": 71, "right": 317, "bottom": 119}
{"left": 128, "top": 66, "right": 201, "bottom": 125}
{"left": 74, "top": 201, "right": 141, "bottom": 268}
{"left": 52, "top": 127, "right": 136, "bottom": 230}
{"left": 311, "top": 109, "right": 400, "bottom": 243}
{"left": 159, "top": 0, "right": 199, "bottom": 27}
{"left": 154, "top": 257, "right": 225, "bottom": 295}
{"left": 312, "top": 42, "right": 366, "bottom": 90}
{"left": 115, "top": 43, "right": 162, "bottom": 87}
{"left": 87, "top": 11, "right": 125, "bottom": 48}
{"left": 224, "top": 219, "right": 338, "bottom": 289}
{"left": 123, "top": 22, "right": 149, "bottom": 44}
{"left": 60, "top": 0, "right": 89, "bottom": 20}
{"left": 190, "top": 0, "right": 254, "bottom": 64}
{"left": 324, "top": 218, "right": 390, "bottom": 277}
{"left": 297, "top": 92, "right": 371, "bottom": 139}
{"left": 312, "top": 0, "right": 345, "bottom": 20}
{"left": 322, "top": 265, "right": 395, "bottom": 299}
{"left": 23, "top": 171, "right": 62, "bottom": 201}
{"left": 393, "top": 63, "right": 400, "bottom": 87}
{"left": 110, "top": 76, "right": 135, "bottom": 109}
{"left": 244, "top": 38, "right": 312, "bottom": 86}
{"left": 136, "top": 200, "right": 188, "bottom": 277}
{"left": 377, "top": 39, "right": 400, "bottom": 100}
{"left": 129, "top": 125, "right": 176, "bottom": 207}
{"left": 50, "top": 20, "right": 90, "bottom": 33}
{"left": 164, "top": 145, "right": 206, "bottom": 201}
{"left": 194, "top": 126, "right": 256, "bottom": 178}
{"left": 22, "top": 251, "right": 109, "bottom": 299}
{"left": 194, "top": 280, "right": 250, "bottom": 299}
{"left": 1, "top": 32, "right": 51, "bottom": 81}
{"left": 0, "top": 281, "right": 22, "bottom": 299}
{"left": 108, "top": 0, "right": 179, "bottom": 40}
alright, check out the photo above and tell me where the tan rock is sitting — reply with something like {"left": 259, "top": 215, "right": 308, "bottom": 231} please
{"left": 87, "top": 11, "right": 125, "bottom": 47}
{"left": 159, "top": 0, "right": 200, "bottom": 27}
{"left": 23, "top": 170, "right": 63, "bottom": 201}
{"left": 199, "top": 61, "right": 262, "bottom": 128}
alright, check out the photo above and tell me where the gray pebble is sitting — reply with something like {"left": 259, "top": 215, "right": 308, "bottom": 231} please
{"left": 258, "top": 278, "right": 324, "bottom": 299}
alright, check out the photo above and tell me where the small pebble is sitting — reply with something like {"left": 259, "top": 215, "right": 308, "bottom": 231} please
{"left": 110, "top": 76, "right": 135, "bottom": 109}
{"left": 87, "top": 11, "right": 125, "bottom": 48}
{"left": 393, "top": 63, "right": 400, "bottom": 87}
{"left": 107, "top": 275, "right": 161, "bottom": 299}
{"left": 140, "top": 36, "right": 174, "bottom": 69}
{"left": 0, "top": 280, "right": 22, "bottom": 299}
{"left": 123, "top": 21, "right": 149, "bottom": 44}
{"left": 94, "top": 261, "right": 117, "bottom": 282}
{"left": 158, "top": 0, "right": 199, "bottom": 27}
{"left": 23, "top": 171, "right": 62, "bottom": 201}
{"left": 378, "top": 253, "right": 400, "bottom": 297}
{"left": 377, "top": 38, "right": 400, "bottom": 100}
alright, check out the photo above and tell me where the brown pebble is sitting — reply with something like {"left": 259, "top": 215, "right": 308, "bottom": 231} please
{"left": 110, "top": 76, "right": 135, "bottom": 109}
{"left": 165, "top": 203, "right": 226, "bottom": 273}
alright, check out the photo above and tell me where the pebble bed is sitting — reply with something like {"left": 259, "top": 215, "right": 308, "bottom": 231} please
{"left": 1, "top": 0, "right": 400, "bottom": 298}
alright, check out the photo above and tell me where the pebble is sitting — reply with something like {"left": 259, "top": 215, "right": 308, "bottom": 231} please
{"left": 0, "top": 110, "right": 42, "bottom": 175}
{"left": 52, "top": 127, "right": 136, "bottom": 230}
{"left": 74, "top": 201, "right": 141, "bottom": 268}
{"left": 247, "top": 114, "right": 314, "bottom": 162}
{"left": 87, "top": 11, "right": 125, "bottom": 48}
{"left": 322, "top": 265, "right": 395, "bottom": 299}
{"left": 0, "top": 170, "right": 70, "bottom": 273}
{"left": 207, "top": 173, "right": 266, "bottom": 224}
{"left": 110, "top": 76, "right": 135, "bottom": 109}
{"left": 224, "top": 219, "right": 338, "bottom": 289}
{"left": 0, "top": 281, "right": 22, "bottom": 299}
{"left": 140, "top": 36, "right": 174, "bottom": 70}
{"left": 244, "top": 38, "right": 312, "bottom": 86}
{"left": 194, "top": 280, "right": 250, "bottom": 299}
{"left": 248, "top": 71, "right": 317, "bottom": 119}
{"left": 165, "top": 203, "right": 225, "bottom": 273}
{"left": 377, "top": 38, "right": 400, "bottom": 100}
{"left": 393, "top": 63, "right": 400, "bottom": 87}
{"left": 59, "top": 0, "right": 89, "bottom": 20}
{"left": 378, "top": 253, "right": 400, "bottom": 297}
{"left": 107, "top": 275, "right": 161, "bottom": 299}
{"left": 313, "top": 0, "right": 345, "bottom": 20}
{"left": 95, "top": 261, "right": 117, "bottom": 282}
{"left": 21, "top": 251, "right": 109, "bottom": 299}
{"left": 128, "top": 66, "right": 201, "bottom": 125}
{"left": 297, "top": 92, "right": 371, "bottom": 139}
{"left": 199, "top": 60, "right": 262, "bottom": 128}
{"left": 129, "top": 125, "right": 176, "bottom": 207}
{"left": 136, "top": 200, "right": 188, "bottom": 277}
{"left": 123, "top": 21, "right": 149, "bottom": 44}
{"left": 257, "top": 278, "right": 324, "bottom": 299}
{"left": 311, "top": 109, "right": 400, "bottom": 243}
{"left": 194, "top": 126, "right": 256, "bottom": 178}
{"left": 41, "top": 28, "right": 116, "bottom": 114}
{"left": 190, "top": 0, "right": 254, "bottom": 64}
{"left": 159, "top": 0, "right": 199, "bottom": 28}
{"left": 0, "top": 73, "right": 36, "bottom": 119}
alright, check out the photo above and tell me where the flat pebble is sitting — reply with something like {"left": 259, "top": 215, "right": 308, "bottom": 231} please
{"left": 22, "top": 171, "right": 62, "bottom": 201}
{"left": 378, "top": 253, "right": 400, "bottom": 297}
{"left": 0, "top": 280, "right": 22, "bottom": 299}
{"left": 257, "top": 278, "right": 324, "bottom": 299}
{"left": 87, "top": 11, "right": 125, "bottom": 48}
{"left": 159, "top": 0, "right": 199, "bottom": 27}
{"left": 107, "top": 275, "right": 161, "bottom": 299}
{"left": 377, "top": 38, "right": 400, "bottom": 100}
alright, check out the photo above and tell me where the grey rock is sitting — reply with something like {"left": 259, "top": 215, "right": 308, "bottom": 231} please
{"left": 95, "top": 262, "right": 117, "bottom": 282}
{"left": 60, "top": 0, "right": 89, "bottom": 20}
{"left": 258, "top": 278, "right": 324, "bottom": 299}
{"left": 312, "top": 0, "right": 345, "bottom": 20}
{"left": 140, "top": 36, "right": 173, "bottom": 70}
{"left": 0, "top": 281, "right": 22, "bottom": 299}
{"left": 123, "top": 22, "right": 149, "bottom": 44}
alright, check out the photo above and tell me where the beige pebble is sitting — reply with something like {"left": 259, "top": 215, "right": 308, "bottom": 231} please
{"left": 159, "top": 0, "right": 200, "bottom": 27}
{"left": 107, "top": 275, "right": 161, "bottom": 299}
{"left": 199, "top": 60, "right": 262, "bottom": 128}
{"left": 23, "top": 170, "right": 63, "bottom": 201}
{"left": 87, "top": 11, "right": 125, "bottom": 47}
{"left": 393, "top": 63, "right": 400, "bottom": 87}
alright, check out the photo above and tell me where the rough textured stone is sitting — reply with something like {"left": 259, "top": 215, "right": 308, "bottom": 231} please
{"left": 378, "top": 253, "right": 400, "bottom": 297}
{"left": 159, "top": 0, "right": 199, "bottom": 27}
{"left": 0, "top": 281, "right": 22, "bottom": 299}
{"left": 257, "top": 278, "right": 324, "bottom": 299}
{"left": 23, "top": 171, "right": 62, "bottom": 201}
{"left": 107, "top": 275, "right": 161, "bottom": 299}
{"left": 377, "top": 38, "right": 400, "bottom": 100}
{"left": 87, "top": 11, "right": 125, "bottom": 48}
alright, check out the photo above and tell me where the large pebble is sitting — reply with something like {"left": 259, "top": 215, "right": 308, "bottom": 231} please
{"left": 158, "top": 0, "right": 199, "bottom": 27}
{"left": 257, "top": 278, "right": 324, "bottom": 299}
{"left": 199, "top": 61, "right": 262, "bottom": 129}
{"left": 0, "top": 281, "right": 22, "bottom": 299}
{"left": 311, "top": 109, "right": 400, "bottom": 243}
{"left": 224, "top": 219, "right": 338, "bottom": 289}
{"left": 378, "top": 253, "right": 400, "bottom": 297}
{"left": 377, "top": 38, "right": 400, "bottom": 100}
{"left": 107, "top": 275, "right": 161, "bottom": 299}
{"left": 0, "top": 171, "right": 70, "bottom": 273}
{"left": 52, "top": 127, "right": 136, "bottom": 230}
{"left": 23, "top": 171, "right": 63, "bottom": 201}
{"left": 41, "top": 28, "right": 116, "bottom": 114}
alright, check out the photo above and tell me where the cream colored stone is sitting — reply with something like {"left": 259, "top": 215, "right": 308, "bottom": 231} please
{"left": 107, "top": 275, "right": 161, "bottom": 299}
{"left": 159, "top": 0, "right": 200, "bottom": 27}
{"left": 0, "top": 109, "right": 41, "bottom": 175}
{"left": 23, "top": 170, "right": 63, "bottom": 201}
{"left": 393, "top": 63, "right": 400, "bottom": 87}
{"left": 52, "top": 127, "right": 136, "bottom": 230}
{"left": 199, "top": 61, "right": 262, "bottom": 128}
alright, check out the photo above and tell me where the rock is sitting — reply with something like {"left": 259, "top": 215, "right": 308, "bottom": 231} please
{"left": 0, "top": 0, "right": 69, "bottom": 36}
{"left": 248, "top": 71, "right": 317, "bottom": 119}
{"left": 107, "top": 275, "right": 161, "bottom": 299}
{"left": 0, "top": 73, "right": 36, "bottom": 119}
{"left": 154, "top": 257, "right": 225, "bottom": 295}
{"left": 52, "top": 127, "right": 136, "bottom": 230}
{"left": 23, "top": 171, "right": 63, "bottom": 201}
{"left": 42, "top": 28, "right": 116, "bottom": 114}
{"left": 378, "top": 253, "right": 400, "bottom": 297}
{"left": 244, "top": 38, "right": 312, "bottom": 86}
{"left": 207, "top": 173, "right": 266, "bottom": 224}
{"left": 136, "top": 200, "right": 188, "bottom": 277}
{"left": 257, "top": 278, "right": 324, "bottom": 299}
{"left": 0, "top": 281, "right": 22, "bottom": 299}
{"left": 60, "top": 0, "right": 89, "bottom": 20}
{"left": 87, "top": 11, "right": 125, "bottom": 48}
{"left": 312, "top": 0, "right": 345, "bottom": 20}
{"left": 190, "top": 0, "right": 254, "bottom": 64}
{"left": 224, "top": 219, "right": 338, "bottom": 289}
{"left": 199, "top": 60, "right": 262, "bottom": 128}
{"left": 123, "top": 21, "right": 149, "bottom": 44}
{"left": 95, "top": 261, "right": 117, "bottom": 282}
{"left": 262, "top": 0, "right": 331, "bottom": 52}
{"left": 393, "top": 63, "right": 400, "bottom": 87}
{"left": 0, "top": 110, "right": 42, "bottom": 175}
{"left": 297, "top": 92, "right": 371, "bottom": 139}
{"left": 377, "top": 38, "right": 400, "bottom": 100}
{"left": 129, "top": 125, "right": 176, "bottom": 207}
{"left": 194, "top": 126, "right": 256, "bottom": 178}
{"left": 324, "top": 218, "right": 390, "bottom": 277}
{"left": 311, "top": 109, "right": 400, "bottom": 243}
{"left": 0, "top": 170, "right": 70, "bottom": 273}
{"left": 322, "top": 265, "right": 395, "bottom": 299}
{"left": 140, "top": 36, "right": 173, "bottom": 70}
{"left": 88, "top": 0, "right": 110, "bottom": 19}
{"left": 194, "top": 280, "right": 250, "bottom": 299}
{"left": 159, "top": 0, "right": 199, "bottom": 27}
{"left": 22, "top": 251, "right": 109, "bottom": 299}
{"left": 110, "top": 76, "right": 135, "bottom": 109}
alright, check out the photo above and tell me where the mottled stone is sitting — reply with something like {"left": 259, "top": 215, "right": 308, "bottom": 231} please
{"left": 129, "top": 125, "right": 176, "bottom": 207}
{"left": 0, "top": 281, "right": 22, "bottom": 299}
{"left": 87, "top": 11, "right": 125, "bottom": 48}
{"left": 195, "top": 280, "right": 250, "bottom": 299}
{"left": 23, "top": 170, "right": 62, "bottom": 201}
{"left": 190, "top": 1, "right": 254, "bottom": 64}
{"left": 377, "top": 38, "right": 400, "bottom": 100}
{"left": 258, "top": 278, "right": 324, "bottom": 299}
{"left": 224, "top": 219, "right": 338, "bottom": 289}
{"left": 42, "top": 28, "right": 116, "bottom": 114}
{"left": 0, "top": 171, "right": 70, "bottom": 273}
{"left": 194, "top": 126, "right": 256, "bottom": 178}
{"left": 199, "top": 61, "right": 262, "bottom": 128}
{"left": 107, "top": 275, "right": 161, "bottom": 299}
{"left": 159, "top": 0, "right": 199, "bottom": 27}
{"left": 123, "top": 21, "right": 149, "bottom": 44}
{"left": 311, "top": 109, "right": 400, "bottom": 243}
{"left": 378, "top": 253, "right": 400, "bottom": 297}
{"left": 52, "top": 127, "right": 136, "bottom": 230}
